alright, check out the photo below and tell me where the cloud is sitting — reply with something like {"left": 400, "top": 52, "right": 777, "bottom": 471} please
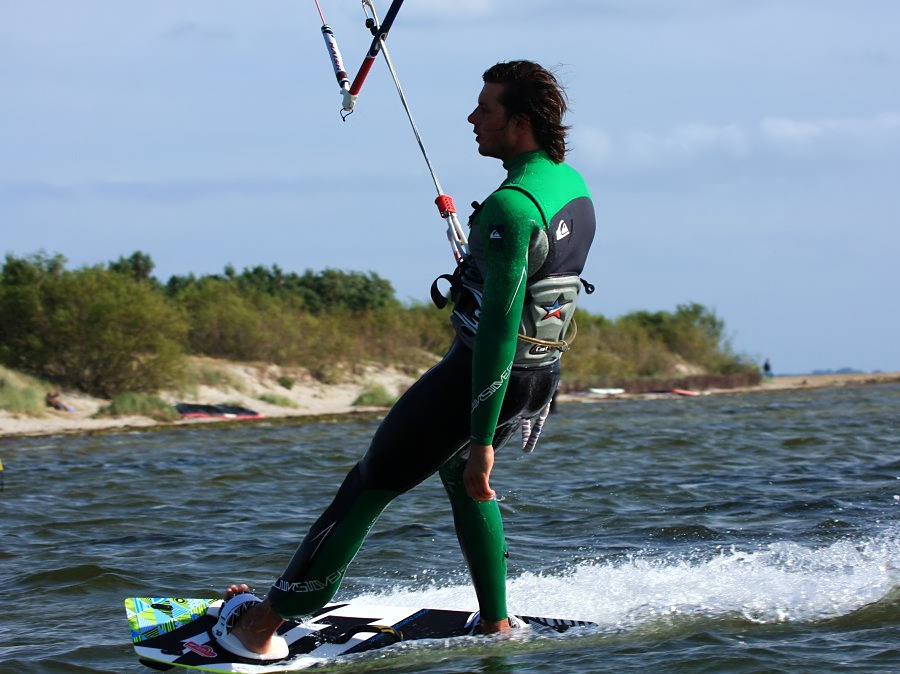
{"left": 624, "top": 123, "right": 749, "bottom": 167}
{"left": 574, "top": 127, "right": 613, "bottom": 166}
{"left": 575, "top": 122, "right": 749, "bottom": 173}
{"left": 575, "top": 112, "right": 900, "bottom": 176}
{"left": 760, "top": 113, "right": 900, "bottom": 152}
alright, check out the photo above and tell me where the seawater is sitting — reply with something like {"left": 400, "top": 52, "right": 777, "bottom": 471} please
{"left": 1, "top": 384, "right": 898, "bottom": 673}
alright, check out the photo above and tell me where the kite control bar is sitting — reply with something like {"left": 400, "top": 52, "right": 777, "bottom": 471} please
{"left": 346, "top": 0, "right": 406, "bottom": 111}
{"left": 313, "top": 0, "right": 469, "bottom": 262}
{"left": 314, "top": 0, "right": 405, "bottom": 115}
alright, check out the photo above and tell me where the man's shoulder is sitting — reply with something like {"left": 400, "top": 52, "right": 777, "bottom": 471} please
{"left": 483, "top": 183, "right": 543, "bottom": 216}
{"left": 489, "top": 161, "right": 590, "bottom": 223}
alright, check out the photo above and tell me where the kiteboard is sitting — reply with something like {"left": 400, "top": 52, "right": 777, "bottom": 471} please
{"left": 125, "top": 596, "right": 595, "bottom": 672}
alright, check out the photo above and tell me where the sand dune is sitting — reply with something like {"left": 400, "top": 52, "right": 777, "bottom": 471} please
{"left": 2, "top": 361, "right": 897, "bottom": 439}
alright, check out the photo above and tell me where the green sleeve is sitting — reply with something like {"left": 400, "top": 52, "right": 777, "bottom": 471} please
{"left": 469, "top": 189, "right": 541, "bottom": 444}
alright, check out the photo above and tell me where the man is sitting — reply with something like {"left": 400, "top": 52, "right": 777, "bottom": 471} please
{"left": 215, "top": 60, "right": 596, "bottom": 659}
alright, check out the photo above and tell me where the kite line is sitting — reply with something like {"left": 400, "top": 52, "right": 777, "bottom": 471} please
{"left": 313, "top": 0, "right": 469, "bottom": 262}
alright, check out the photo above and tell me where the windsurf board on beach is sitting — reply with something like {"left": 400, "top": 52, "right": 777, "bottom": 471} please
{"left": 125, "top": 596, "right": 595, "bottom": 672}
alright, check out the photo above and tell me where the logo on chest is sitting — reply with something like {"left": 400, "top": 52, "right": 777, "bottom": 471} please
{"left": 541, "top": 295, "right": 572, "bottom": 321}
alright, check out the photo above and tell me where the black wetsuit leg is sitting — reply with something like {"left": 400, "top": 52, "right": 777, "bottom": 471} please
{"left": 267, "top": 339, "right": 559, "bottom": 619}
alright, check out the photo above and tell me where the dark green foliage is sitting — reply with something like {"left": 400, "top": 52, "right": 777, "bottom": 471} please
{"left": 166, "top": 265, "right": 398, "bottom": 313}
{"left": 108, "top": 251, "right": 157, "bottom": 284}
{"left": 289, "top": 268, "right": 397, "bottom": 313}
{"left": 95, "top": 393, "right": 179, "bottom": 421}
{"left": 0, "top": 253, "right": 187, "bottom": 396}
{"left": 563, "top": 304, "right": 753, "bottom": 388}
{"left": 621, "top": 303, "right": 730, "bottom": 368}
{"left": 0, "top": 250, "right": 755, "bottom": 397}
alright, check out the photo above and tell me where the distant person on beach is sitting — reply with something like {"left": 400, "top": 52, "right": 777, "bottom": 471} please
{"left": 45, "top": 391, "right": 73, "bottom": 412}
{"left": 763, "top": 358, "right": 772, "bottom": 378}
{"left": 215, "top": 60, "right": 596, "bottom": 660}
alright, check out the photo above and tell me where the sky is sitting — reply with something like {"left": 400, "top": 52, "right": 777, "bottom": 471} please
{"left": 2, "top": 0, "right": 899, "bottom": 375}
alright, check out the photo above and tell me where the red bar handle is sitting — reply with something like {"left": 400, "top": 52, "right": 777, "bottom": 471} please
{"left": 435, "top": 194, "right": 456, "bottom": 217}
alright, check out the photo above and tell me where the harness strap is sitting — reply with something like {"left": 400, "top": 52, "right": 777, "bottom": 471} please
{"left": 516, "top": 317, "right": 577, "bottom": 352}
{"left": 430, "top": 273, "right": 456, "bottom": 309}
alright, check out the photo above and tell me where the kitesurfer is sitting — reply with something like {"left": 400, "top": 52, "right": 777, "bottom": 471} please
{"left": 216, "top": 60, "right": 596, "bottom": 659}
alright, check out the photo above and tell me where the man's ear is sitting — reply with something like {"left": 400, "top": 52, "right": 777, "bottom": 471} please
{"left": 511, "top": 112, "right": 531, "bottom": 131}
{"left": 511, "top": 113, "right": 536, "bottom": 145}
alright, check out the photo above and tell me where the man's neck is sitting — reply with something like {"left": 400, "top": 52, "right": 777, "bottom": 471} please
{"left": 503, "top": 148, "right": 547, "bottom": 170}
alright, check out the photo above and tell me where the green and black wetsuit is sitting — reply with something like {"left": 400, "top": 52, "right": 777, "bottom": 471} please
{"left": 267, "top": 150, "right": 595, "bottom": 623}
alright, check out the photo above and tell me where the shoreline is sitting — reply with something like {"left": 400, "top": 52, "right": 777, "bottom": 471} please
{"left": 2, "top": 367, "right": 898, "bottom": 440}
{"left": 562, "top": 371, "right": 900, "bottom": 403}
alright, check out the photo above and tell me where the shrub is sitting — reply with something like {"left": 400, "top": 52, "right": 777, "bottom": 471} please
{"left": 0, "top": 365, "right": 48, "bottom": 415}
{"left": 352, "top": 384, "right": 397, "bottom": 407}
{"left": 258, "top": 393, "right": 295, "bottom": 407}
{"left": 0, "top": 254, "right": 187, "bottom": 396}
{"left": 1, "top": 251, "right": 757, "bottom": 397}
{"left": 95, "top": 393, "right": 179, "bottom": 421}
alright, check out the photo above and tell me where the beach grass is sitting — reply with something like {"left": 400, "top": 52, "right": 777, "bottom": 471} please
{"left": 94, "top": 393, "right": 179, "bottom": 422}
{"left": 0, "top": 366, "right": 49, "bottom": 416}
{"left": 181, "top": 360, "right": 247, "bottom": 392}
{"left": 258, "top": 393, "right": 296, "bottom": 408}
{"left": 352, "top": 384, "right": 397, "bottom": 407}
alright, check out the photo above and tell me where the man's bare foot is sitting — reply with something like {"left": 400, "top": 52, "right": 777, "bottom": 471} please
{"left": 222, "top": 584, "right": 285, "bottom": 656}
{"left": 479, "top": 617, "right": 513, "bottom": 634}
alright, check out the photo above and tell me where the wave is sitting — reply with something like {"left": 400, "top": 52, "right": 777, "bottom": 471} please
{"left": 351, "top": 527, "right": 900, "bottom": 638}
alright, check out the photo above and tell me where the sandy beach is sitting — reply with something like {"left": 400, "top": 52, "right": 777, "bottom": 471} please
{"left": 2, "top": 362, "right": 898, "bottom": 439}
{"left": 0, "top": 359, "right": 418, "bottom": 438}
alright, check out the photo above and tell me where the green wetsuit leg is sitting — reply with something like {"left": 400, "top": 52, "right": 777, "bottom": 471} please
{"left": 268, "top": 465, "right": 398, "bottom": 618}
{"left": 439, "top": 451, "right": 508, "bottom": 623}
{"left": 266, "top": 344, "right": 558, "bottom": 621}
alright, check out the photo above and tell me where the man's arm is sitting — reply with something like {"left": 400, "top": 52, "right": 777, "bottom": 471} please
{"left": 466, "top": 189, "right": 541, "bottom": 499}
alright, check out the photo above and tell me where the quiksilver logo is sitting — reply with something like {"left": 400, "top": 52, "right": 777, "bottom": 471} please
{"left": 274, "top": 565, "right": 348, "bottom": 593}
{"left": 490, "top": 228, "right": 503, "bottom": 239}
{"left": 556, "top": 219, "right": 570, "bottom": 241}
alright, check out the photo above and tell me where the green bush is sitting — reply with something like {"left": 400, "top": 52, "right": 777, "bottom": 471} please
{"left": 258, "top": 393, "right": 295, "bottom": 407}
{"left": 0, "top": 254, "right": 187, "bottom": 396}
{"left": 352, "top": 384, "right": 397, "bottom": 407}
{"left": 95, "top": 393, "right": 179, "bottom": 421}
{"left": 0, "top": 251, "right": 757, "bottom": 398}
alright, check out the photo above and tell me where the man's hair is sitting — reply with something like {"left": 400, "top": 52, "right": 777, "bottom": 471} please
{"left": 482, "top": 60, "right": 569, "bottom": 163}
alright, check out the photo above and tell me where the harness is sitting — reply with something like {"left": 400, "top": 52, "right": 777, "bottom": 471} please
{"left": 431, "top": 190, "right": 595, "bottom": 369}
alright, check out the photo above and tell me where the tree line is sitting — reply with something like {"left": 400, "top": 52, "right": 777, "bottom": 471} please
{"left": 0, "top": 251, "right": 756, "bottom": 397}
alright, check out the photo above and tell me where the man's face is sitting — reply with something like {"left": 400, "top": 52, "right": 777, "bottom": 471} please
{"left": 467, "top": 82, "right": 517, "bottom": 160}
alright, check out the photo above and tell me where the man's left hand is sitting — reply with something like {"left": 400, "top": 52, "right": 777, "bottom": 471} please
{"left": 464, "top": 443, "right": 496, "bottom": 501}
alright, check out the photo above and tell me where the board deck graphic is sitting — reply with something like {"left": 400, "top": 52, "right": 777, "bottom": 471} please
{"left": 126, "top": 596, "right": 595, "bottom": 672}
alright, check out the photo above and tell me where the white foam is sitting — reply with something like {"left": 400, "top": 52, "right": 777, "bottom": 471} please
{"left": 351, "top": 527, "right": 900, "bottom": 631}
